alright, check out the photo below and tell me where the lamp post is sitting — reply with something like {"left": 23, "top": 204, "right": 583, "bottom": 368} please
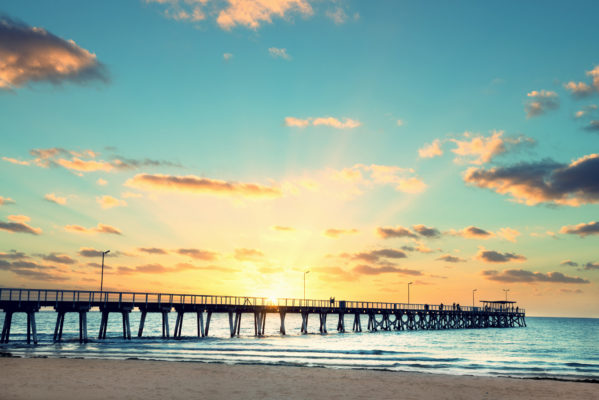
{"left": 503, "top": 288, "right": 510, "bottom": 301}
{"left": 472, "top": 289, "right": 477, "bottom": 307}
{"left": 303, "top": 270, "right": 310, "bottom": 302}
{"left": 100, "top": 250, "right": 110, "bottom": 292}
{"left": 408, "top": 282, "right": 413, "bottom": 305}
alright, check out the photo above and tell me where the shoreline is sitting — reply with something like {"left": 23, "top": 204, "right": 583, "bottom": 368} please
{"left": 1, "top": 356, "right": 598, "bottom": 400}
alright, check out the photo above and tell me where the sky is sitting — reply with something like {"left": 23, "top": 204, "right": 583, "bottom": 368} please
{"left": 1, "top": 0, "right": 598, "bottom": 317}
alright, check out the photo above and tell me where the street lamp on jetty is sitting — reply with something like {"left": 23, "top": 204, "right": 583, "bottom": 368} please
{"left": 503, "top": 288, "right": 510, "bottom": 301}
{"left": 472, "top": 289, "right": 477, "bottom": 307}
{"left": 303, "top": 270, "right": 310, "bottom": 303}
{"left": 100, "top": 250, "right": 110, "bottom": 292}
{"left": 407, "top": 282, "right": 413, "bottom": 305}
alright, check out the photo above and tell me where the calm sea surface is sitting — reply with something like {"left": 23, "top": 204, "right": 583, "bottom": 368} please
{"left": 1, "top": 312, "right": 597, "bottom": 380}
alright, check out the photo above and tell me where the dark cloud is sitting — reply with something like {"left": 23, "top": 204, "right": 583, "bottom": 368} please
{"left": 78, "top": 248, "right": 114, "bottom": 258}
{"left": 0, "top": 216, "right": 42, "bottom": 235}
{"left": 476, "top": 249, "right": 526, "bottom": 263}
{"left": 413, "top": 224, "right": 441, "bottom": 238}
{"left": 40, "top": 253, "right": 76, "bottom": 265}
{"left": 111, "top": 156, "right": 182, "bottom": 170}
{"left": 560, "top": 260, "right": 578, "bottom": 267}
{"left": 584, "top": 120, "right": 599, "bottom": 132}
{"left": 0, "top": 15, "right": 108, "bottom": 90}
{"left": 176, "top": 248, "right": 219, "bottom": 261}
{"left": 0, "top": 250, "right": 28, "bottom": 260}
{"left": 138, "top": 247, "right": 168, "bottom": 255}
{"left": 459, "top": 226, "right": 493, "bottom": 239}
{"left": 353, "top": 264, "right": 421, "bottom": 276}
{"left": 584, "top": 262, "right": 599, "bottom": 270}
{"left": 436, "top": 254, "right": 466, "bottom": 263}
{"left": 482, "top": 269, "right": 589, "bottom": 284}
{"left": 11, "top": 269, "right": 68, "bottom": 281}
{"left": 348, "top": 249, "right": 407, "bottom": 263}
{"left": 376, "top": 226, "right": 417, "bottom": 239}
{"left": 464, "top": 154, "right": 599, "bottom": 206}
{"left": 559, "top": 221, "right": 599, "bottom": 237}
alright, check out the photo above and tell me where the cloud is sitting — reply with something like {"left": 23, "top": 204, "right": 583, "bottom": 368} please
{"left": 285, "top": 116, "right": 361, "bottom": 129}
{"left": 349, "top": 164, "right": 426, "bottom": 193}
{"left": 437, "top": 254, "right": 466, "bottom": 263}
{"left": 138, "top": 247, "right": 168, "bottom": 255}
{"left": 482, "top": 269, "right": 589, "bottom": 284}
{"left": 584, "top": 120, "right": 599, "bottom": 132}
{"left": 560, "top": 260, "right": 578, "bottom": 267}
{"left": 0, "top": 250, "right": 28, "bottom": 260}
{"left": 268, "top": 47, "right": 291, "bottom": 60}
{"left": 559, "top": 221, "right": 599, "bottom": 237}
{"left": 97, "top": 178, "right": 108, "bottom": 186}
{"left": 560, "top": 288, "right": 583, "bottom": 294}
{"left": 564, "top": 81, "right": 593, "bottom": 98}
{"left": 587, "top": 65, "right": 599, "bottom": 91}
{"left": 271, "top": 225, "right": 295, "bottom": 232}
{"left": 496, "top": 227, "right": 521, "bottom": 243}
{"left": 125, "top": 173, "right": 282, "bottom": 199}
{"left": 353, "top": 264, "right": 421, "bottom": 276}
{"left": 0, "top": 196, "right": 15, "bottom": 206}
{"left": 234, "top": 248, "right": 264, "bottom": 261}
{"left": 326, "top": 7, "right": 348, "bottom": 24}
{"left": 412, "top": 224, "right": 441, "bottom": 238}
{"left": 464, "top": 154, "right": 599, "bottom": 206}
{"left": 400, "top": 243, "right": 433, "bottom": 253}
{"left": 476, "top": 249, "right": 526, "bottom": 263}
{"left": 97, "top": 195, "right": 127, "bottom": 209}
{"left": 454, "top": 226, "right": 494, "bottom": 239}
{"left": 323, "top": 228, "right": 358, "bottom": 238}
{"left": 223, "top": 52, "right": 233, "bottom": 61}
{"left": 65, "top": 223, "right": 121, "bottom": 235}
{"left": 525, "top": 90, "right": 559, "bottom": 117}
{"left": 584, "top": 262, "right": 599, "bottom": 270}
{"left": 0, "top": 15, "right": 107, "bottom": 90}
{"left": 40, "top": 253, "right": 76, "bottom": 265}
{"left": 396, "top": 119, "right": 404, "bottom": 126}
{"left": 346, "top": 249, "right": 407, "bottom": 263}
{"left": 418, "top": 139, "right": 443, "bottom": 158}
{"left": 2, "top": 157, "right": 29, "bottom": 166}
{"left": 376, "top": 226, "right": 417, "bottom": 239}
{"left": 451, "top": 131, "right": 535, "bottom": 165}
{"left": 44, "top": 193, "right": 67, "bottom": 205}
{"left": 176, "top": 248, "right": 219, "bottom": 261}
{"left": 0, "top": 215, "right": 42, "bottom": 235}
{"left": 78, "top": 248, "right": 113, "bottom": 258}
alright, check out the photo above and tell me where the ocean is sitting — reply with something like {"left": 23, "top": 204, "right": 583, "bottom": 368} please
{"left": 1, "top": 311, "right": 597, "bottom": 381}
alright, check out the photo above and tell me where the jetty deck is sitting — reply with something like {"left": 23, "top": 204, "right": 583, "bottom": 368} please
{"left": 0, "top": 288, "right": 526, "bottom": 344}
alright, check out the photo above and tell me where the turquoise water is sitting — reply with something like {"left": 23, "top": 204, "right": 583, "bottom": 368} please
{"left": 1, "top": 312, "right": 597, "bottom": 381}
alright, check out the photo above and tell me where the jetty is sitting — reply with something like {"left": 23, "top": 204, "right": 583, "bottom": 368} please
{"left": 0, "top": 288, "right": 526, "bottom": 344}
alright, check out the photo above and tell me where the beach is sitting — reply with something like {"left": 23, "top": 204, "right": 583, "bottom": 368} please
{"left": 0, "top": 357, "right": 596, "bottom": 400}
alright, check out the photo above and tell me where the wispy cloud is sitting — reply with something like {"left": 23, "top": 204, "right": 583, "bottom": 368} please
{"left": 563, "top": 81, "right": 593, "bottom": 98}
{"left": 65, "top": 223, "right": 121, "bottom": 235}
{"left": 436, "top": 254, "right": 466, "bottom": 263}
{"left": 418, "top": 139, "right": 443, "bottom": 158}
{"left": 138, "top": 247, "right": 168, "bottom": 255}
{"left": 126, "top": 173, "right": 282, "bottom": 199}
{"left": 525, "top": 90, "right": 559, "bottom": 118}
{"left": 97, "top": 195, "right": 127, "bottom": 209}
{"left": 234, "top": 248, "right": 264, "bottom": 261}
{"left": 482, "top": 269, "right": 589, "bottom": 284}
{"left": 323, "top": 228, "right": 358, "bottom": 238}
{"left": 269, "top": 47, "right": 291, "bottom": 60}
{"left": 271, "top": 225, "right": 295, "bottom": 232}
{"left": 285, "top": 116, "right": 361, "bottom": 129}
{"left": 44, "top": 193, "right": 67, "bottom": 205}
{"left": 353, "top": 264, "right": 421, "bottom": 276}
{"left": 176, "top": 248, "right": 219, "bottom": 261}
{"left": 464, "top": 154, "right": 599, "bottom": 206}
{"left": 0, "top": 196, "right": 15, "bottom": 206}
{"left": 2, "top": 157, "right": 29, "bottom": 166}
{"left": 0, "top": 215, "right": 42, "bottom": 235}
{"left": 0, "top": 15, "right": 108, "bottom": 90}
{"left": 560, "top": 260, "right": 578, "bottom": 267}
{"left": 39, "top": 253, "right": 76, "bottom": 265}
{"left": 376, "top": 226, "right": 417, "bottom": 239}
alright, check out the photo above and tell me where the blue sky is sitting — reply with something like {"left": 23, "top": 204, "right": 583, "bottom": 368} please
{"left": 1, "top": 0, "right": 598, "bottom": 316}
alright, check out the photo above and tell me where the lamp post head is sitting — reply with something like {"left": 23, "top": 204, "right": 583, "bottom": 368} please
{"left": 408, "top": 282, "right": 413, "bottom": 285}
{"left": 104, "top": 250, "right": 110, "bottom": 255}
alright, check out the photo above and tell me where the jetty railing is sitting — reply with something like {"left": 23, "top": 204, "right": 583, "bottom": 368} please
{"left": 0, "top": 288, "right": 524, "bottom": 313}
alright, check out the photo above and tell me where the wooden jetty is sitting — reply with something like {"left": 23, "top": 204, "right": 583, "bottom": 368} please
{"left": 0, "top": 288, "right": 526, "bottom": 344}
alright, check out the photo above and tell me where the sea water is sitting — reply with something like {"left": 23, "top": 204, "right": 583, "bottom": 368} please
{"left": 1, "top": 311, "right": 597, "bottom": 381}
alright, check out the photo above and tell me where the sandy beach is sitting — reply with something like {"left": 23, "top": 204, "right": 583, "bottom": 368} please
{"left": 0, "top": 357, "right": 596, "bottom": 400}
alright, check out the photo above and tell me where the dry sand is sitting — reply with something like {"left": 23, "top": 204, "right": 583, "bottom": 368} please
{"left": 0, "top": 357, "right": 597, "bottom": 400}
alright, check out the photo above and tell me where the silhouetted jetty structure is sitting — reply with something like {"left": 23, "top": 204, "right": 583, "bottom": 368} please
{"left": 0, "top": 288, "right": 526, "bottom": 344}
